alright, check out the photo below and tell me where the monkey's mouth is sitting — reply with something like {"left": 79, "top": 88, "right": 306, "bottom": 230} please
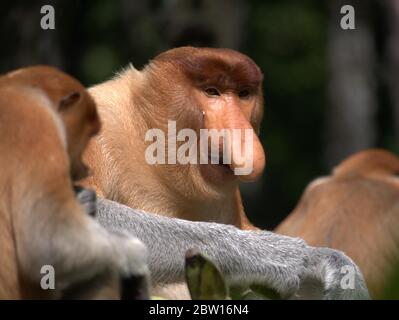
{"left": 202, "top": 153, "right": 235, "bottom": 179}
{"left": 214, "top": 158, "right": 234, "bottom": 173}
{"left": 218, "top": 163, "right": 235, "bottom": 175}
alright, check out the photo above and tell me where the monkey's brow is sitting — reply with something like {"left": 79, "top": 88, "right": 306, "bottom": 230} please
{"left": 193, "top": 75, "right": 261, "bottom": 91}
{"left": 174, "top": 55, "right": 262, "bottom": 85}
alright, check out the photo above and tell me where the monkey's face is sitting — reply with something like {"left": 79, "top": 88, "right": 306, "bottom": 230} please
{"left": 154, "top": 47, "right": 266, "bottom": 187}
{"left": 192, "top": 73, "right": 265, "bottom": 185}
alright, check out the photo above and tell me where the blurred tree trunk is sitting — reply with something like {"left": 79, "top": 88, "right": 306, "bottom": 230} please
{"left": 324, "top": 0, "right": 377, "bottom": 168}
{"left": 385, "top": 0, "right": 399, "bottom": 146}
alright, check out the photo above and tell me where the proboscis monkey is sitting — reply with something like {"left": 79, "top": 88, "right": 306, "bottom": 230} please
{"left": 276, "top": 149, "right": 399, "bottom": 298}
{"left": 84, "top": 47, "right": 265, "bottom": 229}
{"left": 0, "top": 66, "right": 98, "bottom": 181}
{"left": 0, "top": 68, "right": 149, "bottom": 299}
{"left": 78, "top": 47, "right": 369, "bottom": 299}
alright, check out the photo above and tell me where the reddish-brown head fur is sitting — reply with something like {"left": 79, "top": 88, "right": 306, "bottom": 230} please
{"left": 154, "top": 47, "right": 263, "bottom": 92}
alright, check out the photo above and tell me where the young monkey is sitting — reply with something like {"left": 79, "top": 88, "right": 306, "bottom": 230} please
{"left": 0, "top": 66, "right": 99, "bottom": 181}
{"left": 0, "top": 67, "right": 149, "bottom": 299}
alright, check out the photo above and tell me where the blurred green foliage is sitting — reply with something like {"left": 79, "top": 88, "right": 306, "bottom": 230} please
{"left": 245, "top": 0, "right": 328, "bottom": 227}
{"left": 382, "top": 260, "right": 399, "bottom": 299}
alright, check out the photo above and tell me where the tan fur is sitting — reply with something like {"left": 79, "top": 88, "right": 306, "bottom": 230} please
{"left": 276, "top": 149, "right": 399, "bottom": 298}
{"left": 83, "top": 47, "right": 265, "bottom": 230}
{"left": 0, "top": 66, "right": 100, "bottom": 181}
{"left": 0, "top": 84, "right": 85, "bottom": 298}
{"left": 0, "top": 67, "right": 140, "bottom": 299}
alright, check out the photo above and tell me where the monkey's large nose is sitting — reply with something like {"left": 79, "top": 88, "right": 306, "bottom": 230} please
{"left": 204, "top": 100, "right": 266, "bottom": 181}
{"left": 223, "top": 106, "right": 265, "bottom": 181}
{"left": 228, "top": 128, "right": 266, "bottom": 182}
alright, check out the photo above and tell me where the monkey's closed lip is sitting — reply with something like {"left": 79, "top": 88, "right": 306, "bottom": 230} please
{"left": 199, "top": 160, "right": 235, "bottom": 185}
{"left": 207, "top": 155, "right": 234, "bottom": 172}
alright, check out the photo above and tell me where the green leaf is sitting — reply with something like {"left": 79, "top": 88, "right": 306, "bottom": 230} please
{"left": 230, "top": 284, "right": 281, "bottom": 300}
{"left": 185, "top": 249, "right": 228, "bottom": 300}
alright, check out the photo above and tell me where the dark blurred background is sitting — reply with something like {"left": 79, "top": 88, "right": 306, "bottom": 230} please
{"left": 1, "top": 0, "right": 398, "bottom": 229}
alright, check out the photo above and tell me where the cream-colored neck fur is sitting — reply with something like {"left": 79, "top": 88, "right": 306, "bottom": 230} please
{"left": 86, "top": 68, "right": 243, "bottom": 225}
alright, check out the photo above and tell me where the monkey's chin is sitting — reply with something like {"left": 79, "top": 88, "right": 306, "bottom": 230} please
{"left": 199, "top": 162, "right": 237, "bottom": 186}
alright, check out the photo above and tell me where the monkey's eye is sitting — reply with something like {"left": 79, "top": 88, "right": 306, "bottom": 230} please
{"left": 204, "top": 87, "right": 220, "bottom": 97}
{"left": 238, "top": 90, "right": 250, "bottom": 99}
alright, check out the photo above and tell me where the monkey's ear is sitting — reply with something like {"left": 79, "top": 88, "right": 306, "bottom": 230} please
{"left": 59, "top": 92, "right": 81, "bottom": 111}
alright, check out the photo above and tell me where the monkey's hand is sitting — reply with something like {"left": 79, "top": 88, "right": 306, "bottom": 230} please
{"left": 74, "top": 185, "right": 97, "bottom": 217}
{"left": 73, "top": 186, "right": 150, "bottom": 299}
{"left": 200, "top": 230, "right": 370, "bottom": 300}
{"left": 298, "top": 246, "right": 370, "bottom": 300}
{"left": 108, "top": 230, "right": 150, "bottom": 300}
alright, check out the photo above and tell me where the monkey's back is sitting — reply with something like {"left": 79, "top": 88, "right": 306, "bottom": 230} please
{"left": 276, "top": 162, "right": 399, "bottom": 298}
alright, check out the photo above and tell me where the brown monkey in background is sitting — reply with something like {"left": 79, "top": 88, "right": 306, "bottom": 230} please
{"left": 84, "top": 47, "right": 266, "bottom": 229}
{"left": 0, "top": 67, "right": 148, "bottom": 299}
{"left": 276, "top": 149, "right": 399, "bottom": 298}
{"left": 0, "top": 66, "right": 100, "bottom": 181}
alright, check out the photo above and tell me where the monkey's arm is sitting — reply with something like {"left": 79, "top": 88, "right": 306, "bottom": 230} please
{"left": 95, "top": 197, "right": 369, "bottom": 299}
{"left": 16, "top": 191, "right": 149, "bottom": 299}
